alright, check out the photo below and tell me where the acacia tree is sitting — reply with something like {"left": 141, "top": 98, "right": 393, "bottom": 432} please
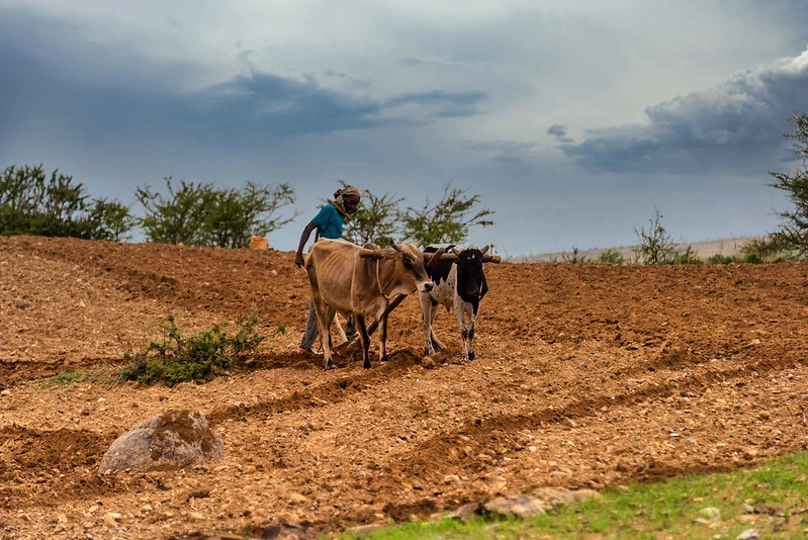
{"left": 341, "top": 186, "right": 404, "bottom": 248}
{"left": 769, "top": 113, "right": 808, "bottom": 255}
{"left": 137, "top": 178, "right": 296, "bottom": 247}
{"left": 136, "top": 178, "right": 214, "bottom": 245}
{"left": 399, "top": 182, "right": 494, "bottom": 245}
{"left": 202, "top": 182, "right": 296, "bottom": 248}
{"left": 0, "top": 164, "right": 134, "bottom": 240}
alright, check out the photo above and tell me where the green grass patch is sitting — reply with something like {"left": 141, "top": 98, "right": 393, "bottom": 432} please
{"left": 343, "top": 452, "right": 808, "bottom": 539}
{"left": 43, "top": 370, "right": 94, "bottom": 387}
{"left": 119, "top": 315, "right": 264, "bottom": 387}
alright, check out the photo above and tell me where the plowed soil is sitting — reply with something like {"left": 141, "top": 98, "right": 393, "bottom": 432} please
{"left": 2, "top": 235, "right": 808, "bottom": 539}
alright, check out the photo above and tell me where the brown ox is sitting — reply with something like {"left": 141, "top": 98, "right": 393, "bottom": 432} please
{"left": 305, "top": 238, "right": 437, "bottom": 369}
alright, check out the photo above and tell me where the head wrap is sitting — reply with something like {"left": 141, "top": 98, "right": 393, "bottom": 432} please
{"left": 332, "top": 185, "right": 361, "bottom": 214}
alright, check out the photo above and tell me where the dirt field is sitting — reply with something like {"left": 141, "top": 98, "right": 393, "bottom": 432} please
{"left": 2, "top": 235, "right": 808, "bottom": 539}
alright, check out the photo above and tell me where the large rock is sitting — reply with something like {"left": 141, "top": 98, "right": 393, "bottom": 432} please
{"left": 98, "top": 410, "right": 223, "bottom": 474}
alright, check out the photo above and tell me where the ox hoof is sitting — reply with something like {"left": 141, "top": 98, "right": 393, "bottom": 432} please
{"left": 324, "top": 359, "right": 335, "bottom": 370}
{"left": 363, "top": 360, "right": 372, "bottom": 369}
{"left": 380, "top": 354, "right": 389, "bottom": 363}
{"left": 468, "top": 351, "right": 475, "bottom": 361}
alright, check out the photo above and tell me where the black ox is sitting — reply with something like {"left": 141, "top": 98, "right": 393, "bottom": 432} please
{"left": 419, "top": 245, "right": 498, "bottom": 360}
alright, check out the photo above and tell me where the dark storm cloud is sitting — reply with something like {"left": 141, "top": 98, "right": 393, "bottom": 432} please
{"left": 547, "top": 124, "right": 573, "bottom": 143}
{"left": 0, "top": 9, "right": 486, "bottom": 153}
{"left": 560, "top": 47, "right": 808, "bottom": 174}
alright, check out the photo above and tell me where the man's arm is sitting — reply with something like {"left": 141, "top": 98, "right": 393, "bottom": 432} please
{"left": 295, "top": 221, "right": 319, "bottom": 268}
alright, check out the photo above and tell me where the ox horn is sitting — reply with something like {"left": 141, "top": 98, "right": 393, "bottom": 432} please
{"left": 358, "top": 248, "right": 384, "bottom": 260}
{"left": 425, "top": 247, "right": 445, "bottom": 268}
{"left": 480, "top": 244, "right": 491, "bottom": 255}
{"left": 482, "top": 254, "right": 502, "bottom": 263}
{"left": 413, "top": 239, "right": 423, "bottom": 249}
{"left": 451, "top": 247, "right": 462, "bottom": 256}
{"left": 392, "top": 243, "right": 403, "bottom": 252}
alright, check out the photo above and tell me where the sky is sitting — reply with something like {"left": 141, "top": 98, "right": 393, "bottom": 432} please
{"left": 2, "top": 0, "right": 808, "bottom": 258}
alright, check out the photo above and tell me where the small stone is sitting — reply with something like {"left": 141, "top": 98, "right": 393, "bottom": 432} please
{"left": 562, "top": 418, "right": 577, "bottom": 428}
{"left": 189, "top": 512, "right": 205, "bottom": 520}
{"left": 736, "top": 529, "right": 759, "bottom": 539}
{"left": 449, "top": 502, "right": 480, "bottom": 521}
{"left": 759, "top": 411, "right": 770, "bottom": 421}
{"left": 0, "top": 389, "right": 10, "bottom": 396}
{"left": 443, "top": 474, "right": 460, "bottom": 483}
{"left": 56, "top": 513, "right": 68, "bottom": 524}
{"left": 528, "top": 446, "right": 537, "bottom": 453}
{"left": 422, "top": 357, "right": 436, "bottom": 369}
{"left": 97, "top": 397, "right": 106, "bottom": 403}
{"left": 743, "top": 503, "right": 755, "bottom": 514}
{"left": 483, "top": 495, "right": 546, "bottom": 518}
{"left": 141, "top": 504, "right": 153, "bottom": 513}
{"left": 289, "top": 493, "right": 308, "bottom": 504}
{"left": 700, "top": 507, "right": 721, "bottom": 519}
{"left": 743, "top": 448, "right": 759, "bottom": 459}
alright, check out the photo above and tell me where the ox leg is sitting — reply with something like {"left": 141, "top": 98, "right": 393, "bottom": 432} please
{"left": 332, "top": 315, "right": 347, "bottom": 344}
{"left": 313, "top": 296, "right": 336, "bottom": 370}
{"left": 454, "top": 298, "right": 469, "bottom": 360}
{"left": 355, "top": 314, "right": 372, "bottom": 369}
{"left": 379, "top": 312, "right": 389, "bottom": 363}
{"left": 467, "top": 306, "right": 478, "bottom": 361}
{"left": 420, "top": 293, "right": 436, "bottom": 356}
{"left": 429, "top": 303, "right": 446, "bottom": 351}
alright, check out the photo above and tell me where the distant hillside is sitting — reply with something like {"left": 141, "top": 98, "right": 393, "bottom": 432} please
{"left": 513, "top": 237, "right": 759, "bottom": 263}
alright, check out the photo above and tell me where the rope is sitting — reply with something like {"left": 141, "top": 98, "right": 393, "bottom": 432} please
{"left": 375, "top": 259, "right": 393, "bottom": 300}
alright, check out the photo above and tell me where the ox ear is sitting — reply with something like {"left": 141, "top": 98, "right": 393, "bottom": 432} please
{"left": 451, "top": 247, "right": 462, "bottom": 256}
{"left": 358, "top": 248, "right": 384, "bottom": 260}
{"left": 480, "top": 244, "right": 491, "bottom": 255}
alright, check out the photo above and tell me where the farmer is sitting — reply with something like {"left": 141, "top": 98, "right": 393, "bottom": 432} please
{"left": 295, "top": 185, "right": 362, "bottom": 354}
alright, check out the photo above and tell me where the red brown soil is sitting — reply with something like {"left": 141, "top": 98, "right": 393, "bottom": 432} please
{"left": 2, "top": 235, "right": 808, "bottom": 538}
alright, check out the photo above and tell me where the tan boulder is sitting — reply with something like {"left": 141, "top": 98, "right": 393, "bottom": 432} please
{"left": 98, "top": 410, "right": 223, "bottom": 474}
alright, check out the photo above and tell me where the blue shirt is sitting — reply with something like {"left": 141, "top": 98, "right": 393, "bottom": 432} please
{"left": 311, "top": 203, "right": 345, "bottom": 239}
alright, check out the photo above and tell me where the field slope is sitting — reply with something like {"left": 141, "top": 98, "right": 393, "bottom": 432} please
{"left": 1, "top": 236, "right": 808, "bottom": 538}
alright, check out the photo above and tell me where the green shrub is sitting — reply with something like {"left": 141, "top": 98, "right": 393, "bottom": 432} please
{"left": 561, "top": 246, "right": 588, "bottom": 264}
{"left": 400, "top": 182, "right": 494, "bottom": 244}
{"left": 706, "top": 254, "right": 735, "bottom": 264}
{"left": 742, "top": 253, "right": 764, "bottom": 264}
{"left": 136, "top": 178, "right": 297, "bottom": 248}
{"left": 120, "top": 315, "right": 264, "bottom": 387}
{"left": 595, "top": 248, "right": 625, "bottom": 264}
{"left": 667, "top": 245, "right": 702, "bottom": 264}
{"left": 0, "top": 164, "right": 134, "bottom": 240}
{"left": 738, "top": 236, "right": 794, "bottom": 263}
{"left": 633, "top": 208, "right": 674, "bottom": 264}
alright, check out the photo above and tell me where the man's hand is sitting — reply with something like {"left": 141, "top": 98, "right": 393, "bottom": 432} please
{"left": 295, "top": 252, "right": 305, "bottom": 268}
